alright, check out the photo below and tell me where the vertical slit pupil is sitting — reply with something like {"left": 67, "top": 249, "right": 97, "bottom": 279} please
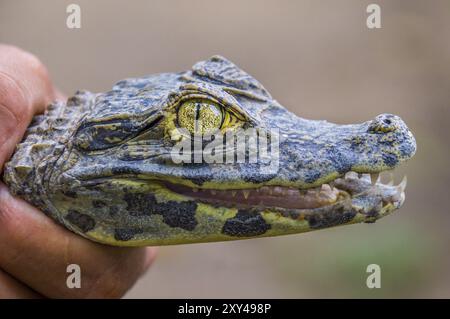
{"left": 194, "top": 102, "right": 201, "bottom": 133}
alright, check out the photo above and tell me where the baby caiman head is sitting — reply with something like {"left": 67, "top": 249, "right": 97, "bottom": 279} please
{"left": 4, "top": 56, "right": 416, "bottom": 246}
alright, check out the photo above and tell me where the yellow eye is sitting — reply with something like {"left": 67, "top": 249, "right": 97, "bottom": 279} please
{"left": 177, "top": 99, "right": 224, "bottom": 134}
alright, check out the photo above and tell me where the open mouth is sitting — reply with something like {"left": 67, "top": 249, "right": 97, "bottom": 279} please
{"left": 166, "top": 171, "right": 407, "bottom": 211}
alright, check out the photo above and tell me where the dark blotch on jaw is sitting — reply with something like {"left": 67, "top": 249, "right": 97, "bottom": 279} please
{"left": 124, "top": 193, "right": 198, "bottom": 231}
{"left": 222, "top": 210, "right": 271, "bottom": 237}
{"left": 382, "top": 153, "right": 398, "bottom": 167}
{"left": 66, "top": 210, "right": 96, "bottom": 233}
{"left": 304, "top": 206, "right": 356, "bottom": 229}
{"left": 114, "top": 228, "right": 143, "bottom": 241}
{"left": 159, "top": 202, "right": 198, "bottom": 230}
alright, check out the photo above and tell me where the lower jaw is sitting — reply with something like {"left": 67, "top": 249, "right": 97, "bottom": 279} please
{"left": 59, "top": 172, "right": 405, "bottom": 246}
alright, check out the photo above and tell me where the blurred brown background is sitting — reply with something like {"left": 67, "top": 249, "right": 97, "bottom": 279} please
{"left": 1, "top": 0, "right": 449, "bottom": 298}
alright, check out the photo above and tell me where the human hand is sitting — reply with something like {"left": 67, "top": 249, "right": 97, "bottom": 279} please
{"left": 0, "top": 44, "right": 157, "bottom": 298}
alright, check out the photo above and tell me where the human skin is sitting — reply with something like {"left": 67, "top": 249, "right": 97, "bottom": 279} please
{"left": 0, "top": 44, "right": 157, "bottom": 298}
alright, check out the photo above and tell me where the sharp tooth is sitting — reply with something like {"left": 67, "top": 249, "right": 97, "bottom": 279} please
{"left": 397, "top": 176, "right": 407, "bottom": 192}
{"left": 345, "top": 171, "right": 358, "bottom": 179}
{"left": 370, "top": 173, "right": 380, "bottom": 185}
{"left": 321, "top": 184, "right": 332, "bottom": 192}
{"left": 231, "top": 190, "right": 237, "bottom": 197}
{"left": 243, "top": 190, "right": 250, "bottom": 199}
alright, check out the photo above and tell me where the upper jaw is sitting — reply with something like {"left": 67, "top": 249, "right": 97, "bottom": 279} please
{"left": 63, "top": 112, "right": 417, "bottom": 192}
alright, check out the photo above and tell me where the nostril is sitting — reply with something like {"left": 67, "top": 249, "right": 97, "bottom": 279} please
{"left": 368, "top": 114, "right": 399, "bottom": 134}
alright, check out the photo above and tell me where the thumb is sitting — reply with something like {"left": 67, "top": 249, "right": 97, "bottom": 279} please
{"left": 0, "top": 44, "right": 59, "bottom": 169}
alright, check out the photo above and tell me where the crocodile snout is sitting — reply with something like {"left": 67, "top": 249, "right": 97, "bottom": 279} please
{"left": 360, "top": 113, "right": 417, "bottom": 170}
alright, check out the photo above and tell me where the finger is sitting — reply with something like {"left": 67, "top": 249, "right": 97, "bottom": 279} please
{"left": 0, "top": 44, "right": 58, "bottom": 168}
{"left": 0, "top": 183, "right": 157, "bottom": 298}
{"left": 0, "top": 268, "right": 42, "bottom": 299}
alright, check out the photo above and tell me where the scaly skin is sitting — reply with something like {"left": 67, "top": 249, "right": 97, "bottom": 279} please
{"left": 3, "top": 56, "right": 416, "bottom": 246}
